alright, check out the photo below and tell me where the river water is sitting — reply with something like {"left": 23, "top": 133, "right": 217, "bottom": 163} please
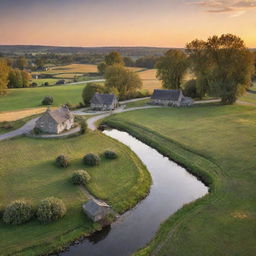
{"left": 61, "top": 129, "right": 208, "bottom": 256}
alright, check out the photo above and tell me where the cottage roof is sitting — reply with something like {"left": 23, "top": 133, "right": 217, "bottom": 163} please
{"left": 151, "top": 89, "right": 181, "bottom": 101}
{"left": 83, "top": 199, "right": 110, "bottom": 217}
{"left": 91, "top": 93, "right": 117, "bottom": 105}
{"left": 46, "top": 107, "right": 73, "bottom": 124}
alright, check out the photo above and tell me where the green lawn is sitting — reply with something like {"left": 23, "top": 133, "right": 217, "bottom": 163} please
{"left": 105, "top": 104, "right": 256, "bottom": 256}
{"left": 0, "top": 83, "right": 88, "bottom": 112}
{"left": 123, "top": 99, "right": 150, "bottom": 109}
{"left": 0, "top": 132, "right": 150, "bottom": 256}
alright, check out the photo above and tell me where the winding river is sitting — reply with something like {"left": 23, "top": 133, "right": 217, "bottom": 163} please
{"left": 61, "top": 129, "right": 208, "bottom": 256}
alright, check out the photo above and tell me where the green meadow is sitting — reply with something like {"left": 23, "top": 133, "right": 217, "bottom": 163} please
{"left": 0, "top": 83, "right": 88, "bottom": 112}
{"left": 105, "top": 104, "right": 256, "bottom": 256}
{"left": 0, "top": 132, "right": 150, "bottom": 255}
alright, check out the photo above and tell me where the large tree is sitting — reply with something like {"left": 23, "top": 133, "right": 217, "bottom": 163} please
{"left": 186, "top": 34, "right": 255, "bottom": 104}
{"left": 0, "top": 58, "right": 9, "bottom": 95}
{"left": 105, "top": 65, "right": 142, "bottom": 98}
{"left": 16, "top": 56, "right": 28, "bottom": 70}
{"left": 82, "top": 82, "right": 104, "bottom": 106}
{"left": 156, "top": 49, "right": 188, "bottom": 89}
{"left": 8, "top": 69, "right": 31, "bottom": 88}
{"left": 105, "top": 51, "right": 124, "bottom": 66}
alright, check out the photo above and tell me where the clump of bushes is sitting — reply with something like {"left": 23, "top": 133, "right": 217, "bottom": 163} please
{"left": 80, "top": 120, "right": 88, "bottom": 134}
{"left": 55, "top": 155, "right": 70, "bottom": 168}
{"left": 183, "top": 79, "right": 200, "bottom": 99}
{"left": 36, "top": 197, "right": 66, "bottom": 223}
{"left": 71, "top": 170, "right": 91, "bottom": 185}
{"left": 42, "top": 96, "right": 53, "bottom": 105}
{"left": 83, "top": 153, "right": 100, "bottom": 166}
{"left": 104, "top": 150, "right": 118, "bottom": 159}
{"left": 3, "top": 200, "right": 34, "bottom": 225}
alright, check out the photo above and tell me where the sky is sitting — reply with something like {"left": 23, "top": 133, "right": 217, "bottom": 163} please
{"left": 0, "top": 0, "right": 255, "bottom": 47}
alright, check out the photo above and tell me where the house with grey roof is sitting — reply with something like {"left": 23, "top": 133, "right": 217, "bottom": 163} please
{"left": 35, "top": 106, "right": 74, "bottom": 134}
{"left": 83, "top": 199, "right": 112, "bottom": 222}
{"left": 150, "top": 89, "right": 193, "bottom": 107}
{"left": 90, "top": 93, "right": 118, "bottom": 111}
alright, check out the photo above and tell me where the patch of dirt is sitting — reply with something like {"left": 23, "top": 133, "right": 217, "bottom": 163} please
{"left": 231, "top": 211, "right": 249, "bottom": 219}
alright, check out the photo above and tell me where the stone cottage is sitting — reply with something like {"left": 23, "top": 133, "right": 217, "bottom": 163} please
{"left": 150, "top": 89, "right": 193, "bottom": 107}
{"left": 83, "top": 199, "right": 112, "bottom": 222}
{"left": 90, "top": 93, "right": 118, "bottom": 111}
{"left": 35, "top": 106, "right": 74, "bottom": 134}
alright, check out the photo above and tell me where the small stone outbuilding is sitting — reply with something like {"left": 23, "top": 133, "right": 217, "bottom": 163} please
{"left": 83, "top": 199, "right": 112, "bottom": 222}
{"left": 150, "top": 89, "right": 193, "bottom": 107}
{"left": 35, "top": 106, "right": 74, "bottom": 134}
{"left": 90, "top": 93, "right": 118, "bottom": 111}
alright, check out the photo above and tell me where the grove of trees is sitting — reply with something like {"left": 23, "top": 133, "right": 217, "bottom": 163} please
{"left": 186, "top": 34, "right": 254, "bottom": 104}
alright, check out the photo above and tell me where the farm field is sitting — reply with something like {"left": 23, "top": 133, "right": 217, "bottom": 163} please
{"left": 0, "top": 83, "right": 89, "bottom": 112}
{"left": 0, "top": 132, "right": 150, "bottom": 256}
{"left": 105, "top": 104, "right": 256, "bottom": 256}
{"left": 31, "top": 78, "right": 61, "bottom": 86}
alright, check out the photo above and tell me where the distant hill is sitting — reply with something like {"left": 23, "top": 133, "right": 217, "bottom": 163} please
{"left": 0, "top": 45, "right": 176, "bottom": 57}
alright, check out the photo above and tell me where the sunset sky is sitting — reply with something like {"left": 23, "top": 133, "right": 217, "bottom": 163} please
{"left": 0, "top": 0, "right": 255, "bottom": 47}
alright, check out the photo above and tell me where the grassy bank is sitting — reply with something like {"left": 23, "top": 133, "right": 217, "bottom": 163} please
{"left": 0, "top": 131, "right": 151, "bottom": 255}
{"left": 104, "top": 104, "right": 256, "bottom": 256}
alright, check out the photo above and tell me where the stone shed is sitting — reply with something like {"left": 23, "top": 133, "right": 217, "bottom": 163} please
{"left": 82, "top": 199, "right": 112, "bottom": 222}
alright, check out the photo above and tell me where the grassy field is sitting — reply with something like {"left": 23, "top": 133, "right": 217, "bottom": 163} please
{"left": 239, "top": 82, "right": 256, "bottom": 104}
{"left": 0, "top": 83, "right": 88, "bottom": 112}
{"left": 0, "top": 131, "right": 150, "bottom": 256}
{"left": 123, "top": 99, "right": 150, "bottom": 109}
{"left": 105, "top": 104, "right": 256, "bottom": 256}
{"left": 31, "top": 78, "right": 61, "bottom": 86}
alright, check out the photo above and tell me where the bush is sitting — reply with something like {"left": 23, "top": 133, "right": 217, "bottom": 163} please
{"left": 56, "top": 79, "right": 65, "bottom": 85}
{"left": 44, "top": 82, "right": 49, "bottom": 86}
{"left": 183, "top": 79, "right": 199, "bottom": 99}
{"left": 36, "top": 197, "right": 66, "bottom": 223}
{"left": 42, "top": 96, "right": 53, "bottom": 105}
{"left": 82, "top": 83, "right": 104, "bottom": 106}
{"left": 104, "top": 150, "right": 118, "bottom": 159}
{"left": 71, "top": 170, "right": 91, "bottom": 185}
{"left": 83, "top": 153, "right": 100, "bottom": 166}
{"left": 3, "top": 200, "right": 34, "bottom": 225}
{"left": 31, "top": 82, "right": 38, "bottom": 87}
{"left": 80, "top": 120, "right": 88, "bottom": 134}
{"left": 55, "top": 155, "right": 70, "bottom": 168}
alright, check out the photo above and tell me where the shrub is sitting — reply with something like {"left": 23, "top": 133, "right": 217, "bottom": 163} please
{"left": 55, "top": 155, "right": 70, "bottom": 168}
{"left": 42, "top": 96, "right": 53, "bottom": 105}
{"left": 56, "top": 79, "right": 65, "bottom": 85}
{"left": 31, "top": 82, "right": 38, "bottom": 87}
{"left": 183, "top": 79, "right": 199, "bottom": 99}
{"left": 82, "top": 83, "right": 104, "bottom": 106}
{"left": 104, "top": 150, "right": 118, "bottom": 159}
{"left": 83, "top": 153, "right": 100, "bottom": 166}
{"left": 36, "top": 197, "right": 66, "bottom": 223}
{"left": 71, "top": 170, "right": 91, "bottom": 185}
{"left": 3, "top": 200, "right": 34, "bottom": 225}
{"left": 80, "top": 120, "right": 88, "bottom": 134}
{"left": 34, "top": 127, "right": 42, "bottom": 135}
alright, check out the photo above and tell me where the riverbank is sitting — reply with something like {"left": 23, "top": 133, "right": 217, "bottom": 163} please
{"left": 0, "top": 131, "right": 151, "bottom": 256}
{"left": 104, "top": 104, "right": 256, "bottom": 256}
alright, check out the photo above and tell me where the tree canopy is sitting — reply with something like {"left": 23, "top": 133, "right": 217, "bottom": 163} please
{"left": 105, "top": 64, "right": 142, "bottom": 98}
{"left": 156, "top": 49, "right": 188, "bottom": 89}
{"left": 105, "top": 51, "right": 124, "bottom": 66}
{"left": 186, "top": 34, "right": 255, "bottom": 104}
{"left": 82, "top": 82, "right": 105, "bottom": 106}
{"left": 0, "top": 58, "right": 10, "bottom": 95}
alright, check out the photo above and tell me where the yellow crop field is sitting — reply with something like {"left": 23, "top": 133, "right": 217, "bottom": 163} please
{"left": 138, "top": 69, "right": 157, "bottom": 80}
{"left": 50, "top": 64, "right": 98, "bottom": 74}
